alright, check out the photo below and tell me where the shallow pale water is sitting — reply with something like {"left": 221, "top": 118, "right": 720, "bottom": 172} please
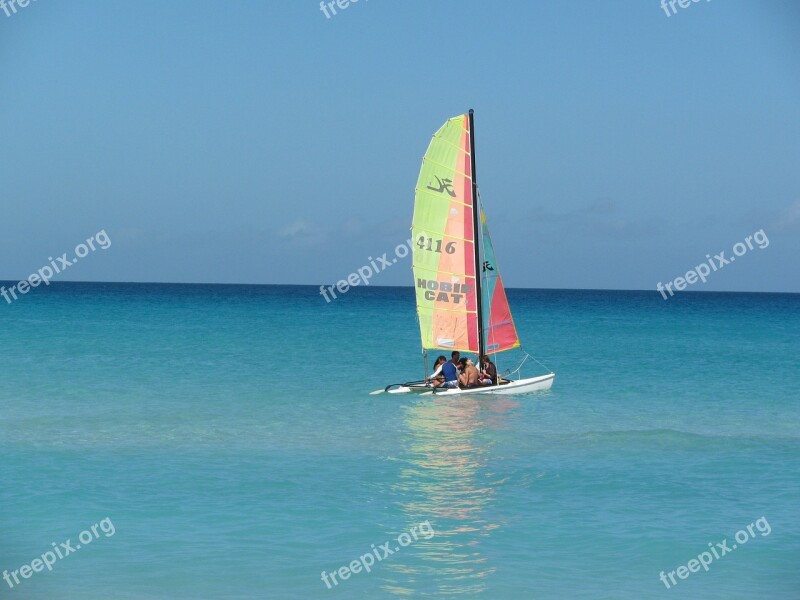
{"left": 0, "top": 283, "right": 798, "bottom": 599}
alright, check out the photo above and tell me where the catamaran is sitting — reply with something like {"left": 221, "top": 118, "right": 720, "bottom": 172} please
{"left": 374, "top": 110, "right": 555, "bottom": 396}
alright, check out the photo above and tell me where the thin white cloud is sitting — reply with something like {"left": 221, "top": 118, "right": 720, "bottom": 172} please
{"left": 772, "top": 200, "right": 800, "bottom": 231}
{"left": 279, "top": 220, "right": 312, "bottom": 238}
{"left": 276, "top": 219, "right": 328, "bottom": 248}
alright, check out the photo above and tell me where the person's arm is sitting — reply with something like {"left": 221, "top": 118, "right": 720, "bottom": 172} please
{"left": 430, "top": 364, "right": 443, "bottom": 378}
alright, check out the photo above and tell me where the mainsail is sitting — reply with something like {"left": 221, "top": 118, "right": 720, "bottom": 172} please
{"left": 412, "top": 112, "right": 520, "bottom": 355}
{"left": 412, "top": 114, "right": 478, "bottom": 352}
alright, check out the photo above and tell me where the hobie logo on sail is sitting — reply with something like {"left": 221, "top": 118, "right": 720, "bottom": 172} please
{"left": 416, "top": 279, "right": 471, "bottom": 304}
{"left": 426, "top": 176, "right": 456, "bottom": 197}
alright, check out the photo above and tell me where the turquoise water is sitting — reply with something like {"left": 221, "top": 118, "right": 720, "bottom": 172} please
{"left": 1, "top": 283, "right": 798, "bottom": 599}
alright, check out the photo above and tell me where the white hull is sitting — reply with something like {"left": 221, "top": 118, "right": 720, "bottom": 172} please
{"left": 387, "top": 373, "right": 555, "bottom": 396}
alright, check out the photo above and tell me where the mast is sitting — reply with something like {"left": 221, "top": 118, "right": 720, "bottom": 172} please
{"left": 468, "top": 109, "right": 485, "bottom": 358}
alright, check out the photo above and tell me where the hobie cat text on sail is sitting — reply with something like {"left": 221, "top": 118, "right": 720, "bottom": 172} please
{"left": 416, "top": 278, "right": 471, "bottom": 304}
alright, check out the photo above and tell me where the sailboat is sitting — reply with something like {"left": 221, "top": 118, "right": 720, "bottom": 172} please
{"left": 375, "top": 110, "right": 555, "bottom": 396}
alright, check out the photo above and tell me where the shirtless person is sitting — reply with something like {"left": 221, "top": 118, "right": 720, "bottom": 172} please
{"left": 459, "top": 359, "right": 481, "bottom": 388}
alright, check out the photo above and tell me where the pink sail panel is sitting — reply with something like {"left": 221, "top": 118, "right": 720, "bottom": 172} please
{"left": 480, "top": 209, "right": 520, "bottom": 353}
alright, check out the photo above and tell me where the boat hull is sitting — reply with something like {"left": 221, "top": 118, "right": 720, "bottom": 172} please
{"left": 387, "top": 373, "right": 555, "bottom": 396}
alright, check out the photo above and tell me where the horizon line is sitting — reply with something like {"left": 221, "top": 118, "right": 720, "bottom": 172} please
{"left": 0, "top": 279, "right": 797, "bottom": 296}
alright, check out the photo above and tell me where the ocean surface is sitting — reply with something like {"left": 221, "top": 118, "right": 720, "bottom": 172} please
{"left": 0, "top": 283, "right": 798, "bottom": 599}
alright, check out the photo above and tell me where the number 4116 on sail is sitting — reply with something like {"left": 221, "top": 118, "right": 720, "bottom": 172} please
{"left": 416, "top": 236, "right": 456, "bottom": 254}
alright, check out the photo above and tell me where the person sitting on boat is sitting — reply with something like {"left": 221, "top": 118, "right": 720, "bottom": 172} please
{"left": 479, "top": 354, "right": 497, "bottom": 386}
{"left": 457, "top": 357, "right": 468, "bottom": 382}
{"left": 439, "top": 351, "right": 461, "bottom": 389}
{"left": 460, "top": 359, "right": 481, "bottom": 388}
{"left": 427, "top": 355, "right": 447, "bottom": 388}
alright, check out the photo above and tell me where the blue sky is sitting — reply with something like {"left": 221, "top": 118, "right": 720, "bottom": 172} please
{"left": 1, "top": 0, "right": 798, "bottom": 291}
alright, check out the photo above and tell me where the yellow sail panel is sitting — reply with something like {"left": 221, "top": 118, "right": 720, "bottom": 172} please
{"left": 412, "top": 114, "right": 479, "bottom": 352}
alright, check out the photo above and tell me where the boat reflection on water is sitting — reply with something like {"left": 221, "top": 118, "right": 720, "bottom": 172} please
{"left": 381, "top": 395, "right": 517, "bottom": 596}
